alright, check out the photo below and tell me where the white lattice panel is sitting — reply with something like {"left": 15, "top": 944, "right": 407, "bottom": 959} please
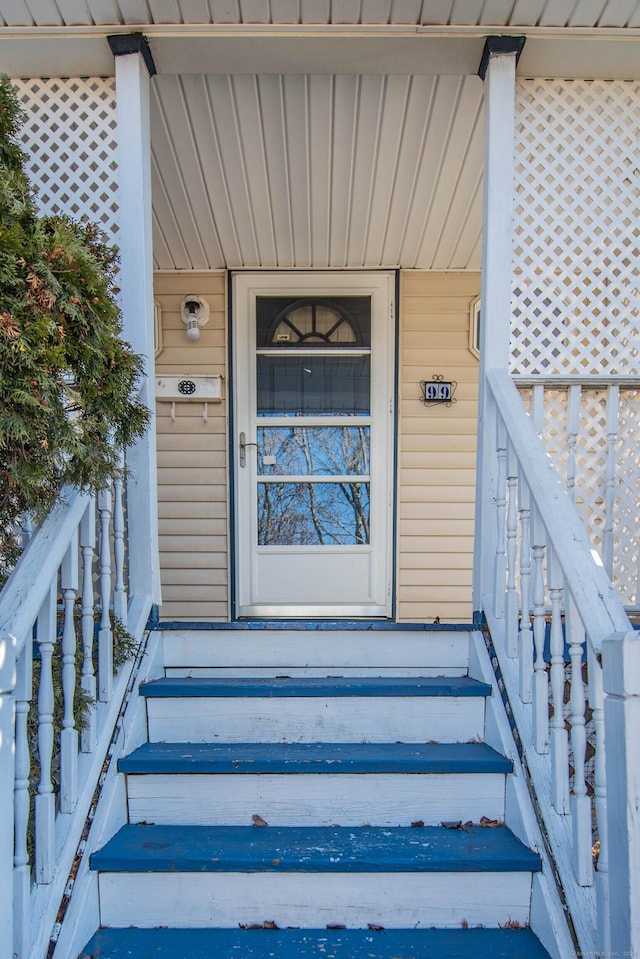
{"left": 521, "top": 384, "right": 640, "bottom": 606}
{"left": 13, "top": 78, "right": 118, "bottom": 239}
{"left": 511, "top": 80, "right": 640, "bottom": 376}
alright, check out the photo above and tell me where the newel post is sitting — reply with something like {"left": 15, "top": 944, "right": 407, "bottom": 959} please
{"left": 108, "top": 33, "right": 161, "bottom": 606}
{"left": 602, "top": 630, "right": 640, "bottom": 956}
{"left": 0, "top": 630, "right": 17, "bottom": 959}
{"left": 472, "top": 37, "right": 525, "bottom": 618}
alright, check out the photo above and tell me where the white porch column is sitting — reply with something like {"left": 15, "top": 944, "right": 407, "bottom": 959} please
{"left": 603, "top": 630, "right": 640, "bottom": 956}
{"left": 472, "top": 37, "right": 524, "bottom": 617}
{"left": 109, "top": 34, "right": 161, "bottom": 607}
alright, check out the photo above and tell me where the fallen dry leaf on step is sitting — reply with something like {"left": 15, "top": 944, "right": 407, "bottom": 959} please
{"left": 411, "top": 821, "right": 425, "bottom": 828}
{"left": 480, "top": 816, "right": 502, "bottom": 828}
{"left": 252, "top": 814, "right": 269, "bottom": 827}
{"left": 368, "top": 924, "right": 385, "bottom": 931}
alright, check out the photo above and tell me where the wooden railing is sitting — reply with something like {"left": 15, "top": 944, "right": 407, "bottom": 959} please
{"left": 0, "top": 471, "right": 153, "bottom": 959}
{"left": 479, "top": 368, "right": 640, "bottom": 957}
{"left": 514, "top": 375, "right": 640, "bottom": 610}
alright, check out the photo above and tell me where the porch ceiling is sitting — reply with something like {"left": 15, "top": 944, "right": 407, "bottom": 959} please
{"left": 150, "top": 72, "right": 484, "bottom": 271}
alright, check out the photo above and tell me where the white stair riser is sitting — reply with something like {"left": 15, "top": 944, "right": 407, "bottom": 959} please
{"left": 98, "top": 870, "right": 533, "bottom": 929}
{"left": 126, "top": 772, "right": 507, "bottom": 826}
{"left": 145, "top": 697, "right": 486, "bottom": 744}
{"left": 162, "top": 631, "right": 471, "bottom": 672}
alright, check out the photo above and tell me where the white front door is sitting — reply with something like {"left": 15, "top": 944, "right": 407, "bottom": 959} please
{"left": 233, "top": 272, "right": 395, "bottom": 618}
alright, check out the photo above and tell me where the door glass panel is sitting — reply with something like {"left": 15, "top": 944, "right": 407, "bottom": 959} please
{"left": 258, "top": 482, "right": 370, "bottom": 545}
{"left": 258, "top": 427, "right": 370, "bottom": 476}
{"left": 257, "top": 296, "right": 371, "bottom": 348}
{"left": 257, "top": 355, "right": 370, "bottom": 415}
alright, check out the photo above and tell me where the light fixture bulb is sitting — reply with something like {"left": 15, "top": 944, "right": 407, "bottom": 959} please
{"left": 185, "top": 318, "right": 201, "bottom": 341}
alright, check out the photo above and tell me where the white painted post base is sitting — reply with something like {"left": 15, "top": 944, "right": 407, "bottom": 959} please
{"left": 603, "top": 630, "right": 640, "bottom": 958}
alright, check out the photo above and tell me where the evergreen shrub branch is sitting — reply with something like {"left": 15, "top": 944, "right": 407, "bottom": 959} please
{"left": 0, "top": 75, "right": 149, "bottom": 582}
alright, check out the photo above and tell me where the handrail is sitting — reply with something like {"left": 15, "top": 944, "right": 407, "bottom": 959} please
{"left": 487, "top": 368, "right": 630, "bottom": 653}
{"left": 481, "top": 366, "right": 639, "bottom": 957}
{"left": 0, "top": 467, "right": 152, "bottom": 959}
{"left": 0, "top": 489, "right": 92, "bottom": 654}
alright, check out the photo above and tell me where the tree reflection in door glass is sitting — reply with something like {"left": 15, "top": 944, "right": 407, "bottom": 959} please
{"left": 258, "top": 426, "right": 370, "bottom": 476}
{"left": 257, "top": 482, "right": 370, "bottom": 546}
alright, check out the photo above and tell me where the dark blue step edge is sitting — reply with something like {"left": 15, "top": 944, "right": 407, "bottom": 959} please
{"left": 149, "top": 620, "right": 475, "bottom": 631}
{"left": 119, "top": 741, "right": 513, "bottom": 776}
{"left": 139, "top": 676, "right": 491, "bottom": 699}
{"left": 90, "top": 824, "right": 541, "bottom": 874}
{"left": 80, "top": 926, "right": 552, "bottom": 959}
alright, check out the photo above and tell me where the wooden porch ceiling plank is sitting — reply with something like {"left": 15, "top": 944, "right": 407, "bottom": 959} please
{"left": 147, "top": 0, "right": 188, "bottom": 23}
{"left": 208, "top": 0, "right": 241, "bottom": 22}
{"left": 429, "top": 79, "right": 484, "bottom": 268}
{"left": 331, "top": 0, "right": 361, "bottom": 22}
{"left": 361, "top": 0, "right": 393, "bottom": 22}
{"left": 423, "top": 0, "right": 455, "bottom": 25}
{"left": 599, "top": 0, "right": 640, "bottom": 26}
{"left": 257, "top": 75, "right": 295, "bottom": 267}
{"left": 390, "top": 0, "right": 423, "bottom": 21}
{"left": 328, "top": 75, "right": 358, "bottom": 268}
{"left": 233, "top": 76, "right": 281, "bottom": 265}
{"left": 479, "top": 0, "right": 520, "bottom": 24}
{"left": 117, "top": 0, "right": 152, "bottom": 23}
{"left": 364, "top": 75, "right": 413, "bottom": 267}
{"left": 22, "top": 0, "right": 64, "bottom": 23}
{"left": 450, "top": 0, "right": 484, "bottom": 25}
{"left": 280, "top": 73, "right": 312, "bottom": 267}
{"left": 238, "top": 0, "right": 271, "bottom": 23}
{"left": 150, "top": 137, "right": 195, "bottom": 270}
{"left": 84, "top": 0, "right": 121, "bottom": 23}
{"left": 308, "top": 74, "right": 333, "bottom": 268}
{"left": 568, "top": 0, "right": 608, "bottom": 24}
{"left": 510, "top": 0, "right": 548, "bottom": 25}
{"left": 0, "top": 0, "right": 34, "bottom": 25}
{"left": 300, "top": 0, "right": 331, "bottom": 23}
{"left": 382, "top": 75, "right": 437, "bottom": 267}
{"left": 417, "top": 76, "right": 483, "bottom": 269}
{"left": 269, "top": 0, "right": 302, "bottom": 23}
{"left": 397, "top": 76, "right": 461, "bottom": 269}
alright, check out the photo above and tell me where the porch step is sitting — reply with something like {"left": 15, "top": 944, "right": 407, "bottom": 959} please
{"left": 92, "top": 823, "right": 541, "bottom": 929}
{"left": 121, "top": 741, "right": 512, "bottom": 826}
{"left": 161, "top": 627, "right": 471, "bottom": 676}
{"left": 141, "top": 676, "right": 490, "bottom": 743}
{"left": 80, "top": 926, "right": 552, "bottom": 959}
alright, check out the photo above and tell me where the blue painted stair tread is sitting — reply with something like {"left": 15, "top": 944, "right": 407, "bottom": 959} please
{"left": 90, "top": 824, "right": 541, "bottom": 873}
{"left": 119, "top": 740, "right": 513, "bottom": 775}
{"left": 139, "top": 676, "right": 492, "bottom": 698}
{"left": 79, "top": 926, "right": 553, "bottom": 958}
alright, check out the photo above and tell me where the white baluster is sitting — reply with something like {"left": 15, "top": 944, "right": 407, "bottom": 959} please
{"left": 494, "top": 415, "right": 507, "bottom": 620}
{"left": 98, "top": 485, "right": 113, "bottom": 702}
{"left": 35, "top": 584, "right": 57, "bottom": 884}
{"left": 588, "top": 642, "right": 610, "bottom": 956}
{"left": 113, "top": 449, "right": 128, "bottom": 626}
{"left": 548, "top": 547, "right": 570, "bottom": 814}
{"left": 603, "top": 385, "right": 619, "bottom": 579}
{"left": 505, "top": 443, "right": 519, "bottom": 656}
{"left": 518, "top": 478, "right": 533, "bottom": 704}
{"left": 13, "top": 645, "right": 31, "bottom": 959}
{"left": 531, "top": 383, "right": 545, "bottom": 433}
{"left": 60, "top": 535, "right": 79, "bottom": 813}
{"left": 566, "top": 385, "right": 581, "bottom": 504}
{"left": 531, "top": 505, "right": 549, "bottom": 754}
{"left": 566, "top": 596, "right": 592, "bottom": 886}
{"left": 20, "top": 513, "right": 33, "bottom": 549}
{"left": 80, "top": 501, "right": 97, "bottom": 753}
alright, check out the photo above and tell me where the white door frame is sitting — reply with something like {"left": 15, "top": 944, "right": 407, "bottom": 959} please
{"left": 232, "top": 271, "right": 396, "bottom": 619}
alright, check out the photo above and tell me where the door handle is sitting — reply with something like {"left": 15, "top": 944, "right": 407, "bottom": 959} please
{"left": 239, "top": 432, "right": 258, "bottom": 468}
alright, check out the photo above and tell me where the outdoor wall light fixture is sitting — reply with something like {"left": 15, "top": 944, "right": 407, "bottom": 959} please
{"left": 181, "top": 295, "right": 210, "bottom": 341}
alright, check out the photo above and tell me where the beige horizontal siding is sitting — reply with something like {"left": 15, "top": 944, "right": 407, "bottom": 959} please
{"left": 397, "top": 271, "right": 480, "bottom": 623}
{"left": 154, "top": 271, "right": 229, "bottom": 621}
